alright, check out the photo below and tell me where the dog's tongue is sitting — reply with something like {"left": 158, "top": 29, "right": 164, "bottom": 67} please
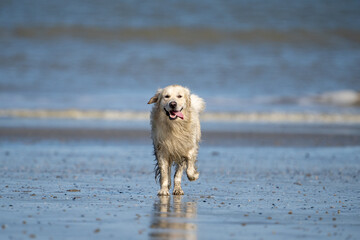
{"left": 172, "top": 111, "right": 184, "bottom": 119}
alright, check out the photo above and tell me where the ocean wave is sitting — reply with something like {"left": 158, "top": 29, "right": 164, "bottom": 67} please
{"left": 1, "top": 109, "right": 360, "bottom": 124}
{"left": 265, "top": 90, "right": 360, "bottom": 106}
{"left": 3, "top": 26, "right": 360, "bottom": 45}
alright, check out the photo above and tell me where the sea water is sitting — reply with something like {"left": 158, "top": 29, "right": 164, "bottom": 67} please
{"left": 1, "top": 0, "right": 360, "bottom": 123}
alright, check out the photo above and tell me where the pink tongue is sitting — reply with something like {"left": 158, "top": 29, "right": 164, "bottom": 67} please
{"left": 174, "top": 111, "right": 184, "bottom": 119}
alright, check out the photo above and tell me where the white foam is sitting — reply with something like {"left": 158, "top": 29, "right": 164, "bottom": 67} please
{"left": 316, "top": 90, "right": 360, "bottom": 106}
{"left": 1, "top": 109, "right": 360, "bottom": 124}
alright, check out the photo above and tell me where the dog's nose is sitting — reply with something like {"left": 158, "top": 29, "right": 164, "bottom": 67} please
{"left": 169, "top": 101, "right": 177, "bottom": 109}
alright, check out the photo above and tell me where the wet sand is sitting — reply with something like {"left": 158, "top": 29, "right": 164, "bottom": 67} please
{"left": 0, "top": 125, "right": 360, "bottom": 239}
{"left": 1, "top": 124, "right": 360, "bottom": 147}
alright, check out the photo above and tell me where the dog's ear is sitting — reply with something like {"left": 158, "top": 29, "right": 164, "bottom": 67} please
{"left": 147, "top": 89, "right": 162, "bottom": 104}
{"left": 185, "top": 89, "right": 191, "bottom": 109}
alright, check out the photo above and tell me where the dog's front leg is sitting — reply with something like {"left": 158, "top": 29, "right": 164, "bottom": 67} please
{"left": 186, "top": 148, "right": 200, "bottom": 181}
{"left": 158, "top": 156, "right": 170, "bottom": 196}
{"left": 173, "top": 162, "right": 185, "bottom": 195}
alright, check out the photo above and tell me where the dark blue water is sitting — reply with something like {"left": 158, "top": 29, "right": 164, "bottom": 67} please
{"left": 1, "top": 0, "right": 360, "bottom": 114}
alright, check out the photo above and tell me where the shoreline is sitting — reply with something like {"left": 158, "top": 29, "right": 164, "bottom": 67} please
{"left": 1, "top": 109, "right": 360, "bottom": 124}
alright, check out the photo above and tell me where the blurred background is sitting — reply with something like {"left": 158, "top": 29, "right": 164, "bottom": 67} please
{"left": 0, "top": 0, "right": 360, "bottom": 124}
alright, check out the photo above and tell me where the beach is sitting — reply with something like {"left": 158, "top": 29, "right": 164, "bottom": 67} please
{"left": 1, "top": 0, "right": 360, "bottom": 239}
{"left": 1, "top": 123, "right": 359, "bottom": 240}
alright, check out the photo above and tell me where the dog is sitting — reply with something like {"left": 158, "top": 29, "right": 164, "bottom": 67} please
{"left": 148, "top": 85, "right": 205, "bottom": 196}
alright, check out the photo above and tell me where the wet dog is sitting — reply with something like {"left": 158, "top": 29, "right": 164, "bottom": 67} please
{"left": 148, "top": 85, "right": 205, "bottom": 196}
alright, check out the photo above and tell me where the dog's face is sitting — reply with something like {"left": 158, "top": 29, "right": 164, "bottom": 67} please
{"left": 148, "top": 85, "right": 190, "bottom": 120}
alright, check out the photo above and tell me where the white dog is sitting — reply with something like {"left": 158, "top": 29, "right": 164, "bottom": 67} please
{"left": 148, "top": 85, "right": 205, "bottom": 196}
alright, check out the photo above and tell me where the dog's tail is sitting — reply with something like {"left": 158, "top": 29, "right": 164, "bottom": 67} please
{"left": 153, "top": 147, "right": 161, "bottom": 182}
{"left": 154, "top": 161, "right": 160, "bottom": 183}
{"left": 191, "top": 94, "right": 205, "bottom": 113}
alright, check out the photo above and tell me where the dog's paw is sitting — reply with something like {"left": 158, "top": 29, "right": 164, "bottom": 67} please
{"left": 173, "top": 188, "right": 184, "bottom": 195}
{"left": 157, "top": 189, "right": 170, "bottom": 196}
{"left": 187, "top": 170, "right": 200, "bottom": 181}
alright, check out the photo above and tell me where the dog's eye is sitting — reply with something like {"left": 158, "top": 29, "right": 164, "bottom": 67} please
{"left": 177, "top": 95, "right": 182, "bottom": 98}
{"left": 164, "top": 95, "right": 170, "bottom": 99}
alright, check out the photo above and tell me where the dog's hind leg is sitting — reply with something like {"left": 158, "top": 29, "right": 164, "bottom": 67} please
{"left": 157, "top": 156, "right": 170, "bottom": 196}
{"left": 186, "top": 148, "right": 200, "bottom": 181}
{"left": 167, "top": 164, "right": 171, "bottom": 190}
{"left": 173, "top": 162, "right": 185, "bottom": 195}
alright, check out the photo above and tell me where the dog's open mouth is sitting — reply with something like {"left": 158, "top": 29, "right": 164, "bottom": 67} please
{"left": 164, "top": 108, "right": 184, "bottom": 120}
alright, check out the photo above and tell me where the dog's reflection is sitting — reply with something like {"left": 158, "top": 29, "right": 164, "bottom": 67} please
{"left": 149, "top": 195, "right": 197, "bottom": 240}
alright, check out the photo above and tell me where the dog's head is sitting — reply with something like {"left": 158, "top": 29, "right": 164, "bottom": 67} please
{"left": 148, "top": 85, "right": 190, "bottom": 120}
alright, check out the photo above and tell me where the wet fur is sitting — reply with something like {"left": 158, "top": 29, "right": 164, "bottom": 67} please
{"left": 148, "top": 85, "right": 205, "bottom": 196}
